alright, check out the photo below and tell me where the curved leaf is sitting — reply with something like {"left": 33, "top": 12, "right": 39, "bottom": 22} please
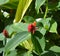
{"left": 35, "top": 0, "right": 46, "bottom": 13}
{"left": 49, "top": 46, "right": 60, "bottom": 52}
{"left": 5, "top": 31, "right": 30, "bottom": 52}
{"left": 13, "top": 0, "right": 32, "bottom": 23}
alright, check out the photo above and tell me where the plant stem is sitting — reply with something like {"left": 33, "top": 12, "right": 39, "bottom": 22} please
{"left": 40, "top": 8, "right": 43, "bottom": 14}
{"left": 44, "top": 0, "right": 48, "bottom": 19}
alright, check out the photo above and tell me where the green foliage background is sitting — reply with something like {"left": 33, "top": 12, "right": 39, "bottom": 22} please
{"left": 0, "top": 0, "right": 60, "bottom": 56}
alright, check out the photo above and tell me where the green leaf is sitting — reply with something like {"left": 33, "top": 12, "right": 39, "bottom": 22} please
{"left": 57, "top": 1, "right": 60, "bottom": 10}
{"left": 24, "top": 51, "right": 33, "bottom": 56}
{"left": 7, "top": 50, "right": 17, "bottom": 56}
{"left": 39, "top": 27, "right": 46, "bottom": 36}
{"left": 0, "top": 33, "right": 5, "bottom": 40}
{"left": 35, "top": 35, "right": 45, "bottom": 51}
{"left": 0, "top": 48, "right": 4, "bottom": 53}
{"left": 5, "top": 22, "right": 28, "bottom": 35}
{"left": 49, "top": 46, "right": 60, "bottom": 52}
{"left": 41, "top": 51, "right": 56, "bottom": 56}
{"left": 31, "top": 31, "right": 45, "bottom": 55}
{"left": 35, "top": 31, "right": 45, "bottom": 51}
{"left": 23, "top": 16, "right": 35, "bottom": 23}
{"left": 49, "top": 22, "right": 57, "bottom": 33}
{"left": 5, "top": 31, "right": 30, "bottom": 52}
{"left": 0, "top": 0, "right": 9, "bottom": 5}
{"left": 13, "top": 0, "right": 32, "bottom": 23}
{"left": 39, "top": 18, "right": 51, "bottom": 30}
{"left": 33, "top": 33, "right": 45, "bottom": 51}
{"left": 35, "top": 0, "right": 46, "bottom": 13}
{"left": 39, "top": 37, "right": 45, "bottom": 51}
{"left": 43, "top": 18, "right": 51, "bottom": 30}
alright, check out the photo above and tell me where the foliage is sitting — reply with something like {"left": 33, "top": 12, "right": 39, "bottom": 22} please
{"left": 0, "top": 0, "right": 60, "bottom": 56}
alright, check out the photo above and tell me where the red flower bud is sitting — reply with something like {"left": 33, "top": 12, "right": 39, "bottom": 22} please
{"left": 28, "top": 23, "right": 36, "bottom": 34}
{"left": 3, "top": 29, "right": 9, "bottom": 37}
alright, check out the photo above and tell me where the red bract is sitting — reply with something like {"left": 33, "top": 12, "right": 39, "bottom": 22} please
{"left": 28, "top": 22, "right": 36, "bottom": 34}
{"left": 3, "top": 29, "right": 9, "bottom": 37}
{"left": 32, "top": 21, "right": 36, "bottom": 27}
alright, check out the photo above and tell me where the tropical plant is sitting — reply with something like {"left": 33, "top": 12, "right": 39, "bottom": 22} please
{"left": 0, "top": 0, "right": 60, "bottom": 56}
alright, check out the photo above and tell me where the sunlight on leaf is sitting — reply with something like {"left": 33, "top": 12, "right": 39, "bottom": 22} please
{"left": 13, "top": 0, "right": 32, "bottom": 23}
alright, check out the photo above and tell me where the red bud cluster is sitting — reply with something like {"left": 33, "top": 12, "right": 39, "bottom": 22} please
{"left": 3, "top": 29, "right": 9, "bottom": 38}
{"left": 28, "top": 21, "right": 36, "bottom": 34}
